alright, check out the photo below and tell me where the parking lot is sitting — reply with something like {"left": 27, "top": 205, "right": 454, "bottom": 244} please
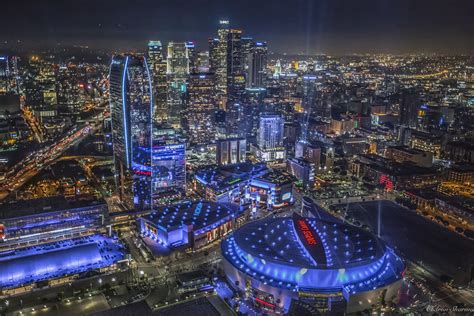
{"left": 338, "top": 200, "right": 474, "bottom": 284}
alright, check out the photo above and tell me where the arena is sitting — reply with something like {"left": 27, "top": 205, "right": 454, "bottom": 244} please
{"left": 221, "top": 213, "right": 405, "bottom": 314}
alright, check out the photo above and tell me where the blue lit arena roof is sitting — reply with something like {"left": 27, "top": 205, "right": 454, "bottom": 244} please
{"left": 222, "top": 214, "right": 404, "bottom": 294}
{"left": 143, "top": 200, "right": 242, "bottom": 234}
{"left": 0, "top": 234, "right": 125, "bottom": 288}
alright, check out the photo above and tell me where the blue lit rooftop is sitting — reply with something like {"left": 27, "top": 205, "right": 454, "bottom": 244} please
{"left": 0, "top": 234, "right": 125, "bottom": 288}
{"left": 143, "top": 200, "right": 242, "bottom": 234}
{"left": 222, "top": 215, "right": 405, "bottom": 293}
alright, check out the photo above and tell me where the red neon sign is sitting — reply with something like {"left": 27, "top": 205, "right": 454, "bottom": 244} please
{"left": 255, "top": 297, "right": 276, "bottom": 308}
{"left": 297, "top": 219, "right": 317, "bottom": 245}
{"left": 134, "top": 170, "right": 151, "bottom": 176}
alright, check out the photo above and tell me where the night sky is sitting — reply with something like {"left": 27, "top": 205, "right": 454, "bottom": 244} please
{"left": 1, "top": 0, "right": 473, "bottom": 54}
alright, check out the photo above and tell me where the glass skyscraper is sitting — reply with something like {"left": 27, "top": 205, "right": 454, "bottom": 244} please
{"left": 186, "top": 73, "right": 216, "bottom": 144}
{"left": 147, "top": 41, "right": 168, "bottom": 123}
{"left": 109, "top": 54, "right": 153, "bottom": 211}
{"left": 151, "top": 126, "right": 186, "bottom": 199}
{"left": 166, "top": 42, "right": 189, "bottom": 128}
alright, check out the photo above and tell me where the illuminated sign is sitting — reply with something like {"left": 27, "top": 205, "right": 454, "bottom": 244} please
{"left": 194, "top": 202, "right": 203, "bottom": 217}
{"left": 292, "top": 213, "right": 327, "bottom": 265}
{"left": 297, "top": 220, "right": 317, "bottom": 245}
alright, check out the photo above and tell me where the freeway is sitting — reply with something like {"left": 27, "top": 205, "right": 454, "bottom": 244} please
{"left": 0, "top": 111, "right": 106, "bottom": 200}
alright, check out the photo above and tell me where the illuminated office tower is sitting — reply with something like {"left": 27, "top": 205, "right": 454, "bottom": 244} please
{"left": 186, "top": 73, "right": 216, "bottom": 144}
{"left": 241, "top": 37, "right": 253, "bottom": 75}
{"left": 246, "top": 41, "right": 267, "bottom": 89}
{"left": 148, "top": 41, "right": 168, "bottom": 123}
{"left": 300, "top": 75, "right": 317, "bottom": 141}
{"left": 185, "top": 41, "right": 198, "bottom": 74}
{"left": 0, "top": 56, "right": 10, "bottom": 93}
{"left": 166, "top": 42, "right": 189, "bottom": 128}
{"left": 226, "top": 28, "right": 245, "bottom": 134}
{"left": 109, "top": 54, "right": 153, "bottom": 211}
{"left": 208, "top": 38, "right": 220, "bottom": 74}
{"left": 215, "top": 20, "right": 230, "bottom": 96}
{"left": 196, "top": 51, "right": 210, "bottom": 73}
{"left": 251, "top": 114, "right": 286, "bottom": 162}
{"left": 152, "top": 126, "right": 186, "bottom": 200}
{"left": 0, "top": 56, "right": 19, "bottom": 94}
{"left": 258, "top": 114, "right": 284, "bottom": 149}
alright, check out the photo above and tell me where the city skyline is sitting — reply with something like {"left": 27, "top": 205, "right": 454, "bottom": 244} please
{"left": 0, "top": 3, "right": 473, "bottom": 315}
{"left": 1, "top": 0, "right": 473, "bottom": 55}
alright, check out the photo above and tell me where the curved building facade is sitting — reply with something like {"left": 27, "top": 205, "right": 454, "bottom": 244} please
{"left": 109, "top": 54, "right": 153, "bottom": 210}
{"left": 221, "top": 213, "right": 405, "bottom": 314}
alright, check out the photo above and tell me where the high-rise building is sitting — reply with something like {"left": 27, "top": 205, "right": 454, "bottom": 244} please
{"left": 208, "top": 37, "right": 220, "bottom": 74}
{"left": 300, "top": 75, "right": 317, "bottom": 141}
{"left": 250, "top": 114, "right": 286, "bottom": 162}
{"left": 210, "top": 20, "right": 246, "bottom": 133}
{"left": 186, "top": 73, "right": 216, "bottom": 144}
{"left": 167, "top": 42, "right": 189, "bottom": 128}
{"left": 185, "top": 41, "right": 197, "bottom": 74}
{"left": 287, "top": 157, "right": 315, "bottom": 189}
{"left": 399, "top": 88, "right": 420, "bottom": 128}
{"left": 0, "top": 56, "right": 9, "bottom": 93}
{"left": 215, "top": 20, "right": 230, "bottom": 96}
{"left": 295, "top": 140, "right": 321, "bottom": 170}
{"left": 226, "top": 28, "right": 246, "bottom": 134}
{"left": 148, "top": 41, "right": 168, "bottom": 123}
{"left": 196, "top": 51, "right": 210, "bottom": 73}
{"left": 152, "top": 126, "right": 186, "bottom": 200}
{"left": 0, "top": 56, "right": 19, "bottom": 94}
{"left": 246, "top": 41, "right": 267, "bottom": 89}
{"left": 216, "top": 137, "right": 247, "bottom": 165}
{"left": 109, "top": 54, "right": 153, "bottom": 211}
{"left": 241, "top": 36, "right": 254, "bottom": 75}
{"left": 258, "top": 114, "right": 284, "bottom": 149}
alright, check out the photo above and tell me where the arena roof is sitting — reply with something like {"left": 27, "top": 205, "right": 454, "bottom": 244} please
{"left": 142, "top": 200, "right": 242, "bottom": 233}
{"left": 0, "top": 234, "right": 124, "bottom": 288}
{"left": 222, "top": 214, "right": 404, "bottom": 293}
{"left": 231, "top": 214, "right": 385, "bottom": 269}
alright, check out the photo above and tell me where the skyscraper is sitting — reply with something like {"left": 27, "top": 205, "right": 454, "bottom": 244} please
{"left": 0, "top": 56, "right": 9, "bottom": 93}
{"left": 208, "top": 37, "right": 220, "bottom": 75}
{"left": 186, "top": 73, "right": 216, "bottom": 144}
{"left": 246, "top": 41, "right": 267, "bottom": 89}
{"left": 167, "top": 42, "right": 189, "bottom": 128}
{"left": 109, "top": 54, "right": 153, "bottom": 211}
{"left": 250, "top": 114, "right": 286, "bottom": 162}
{"left": 210, "top": 20, "right": 246, "bottom": 134}
{"left": 226, "top": 28, "right": 245, "bottom": 134}
{"left": 258, "top": 114, "right": 284, "bottom": 149}
{"left": 152, "top": 126, "right": 186, "bottom": 201}
{"left": 215, "top": 20, "right": 230, "bottom": 96}
{"left": 148, "top": 41, "right": 168, "bottom": 123}
{"left": 399, "top": 88, "right": 420, "bottom": 128}
{"left": 185, "top": 41, "right": 198, "bottom": 74}
{"left": 0, "top": 56, "right": 19, "bottom": 94}
{"left": 300, "top": 75, "right": 317, "bottom": 141}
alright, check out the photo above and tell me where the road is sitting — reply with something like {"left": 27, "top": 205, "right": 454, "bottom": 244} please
{"left": 0, "top": 110, "right": 106, "bottom": 200}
